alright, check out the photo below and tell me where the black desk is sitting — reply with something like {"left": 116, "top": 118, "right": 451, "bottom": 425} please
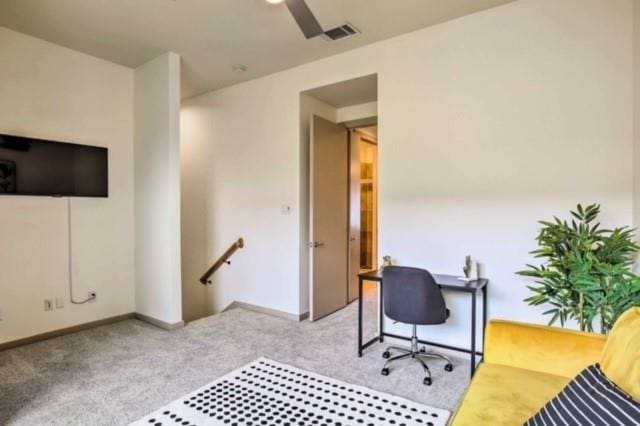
{"left": 358, "top": 269, "right": 488, "bottom": 377}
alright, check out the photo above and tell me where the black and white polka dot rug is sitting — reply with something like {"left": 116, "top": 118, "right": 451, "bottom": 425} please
{"left": 132, "top": 358, "right": 450, "bottom": 426}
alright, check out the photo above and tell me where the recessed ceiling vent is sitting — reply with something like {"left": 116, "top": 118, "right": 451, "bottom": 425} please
{"left": 321, "top": 23, "right": 360, "bottom": 42}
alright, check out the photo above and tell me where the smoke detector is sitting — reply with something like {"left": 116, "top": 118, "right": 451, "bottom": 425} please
{"left": 321, "top": 23, "right": 360, "bottom": 42}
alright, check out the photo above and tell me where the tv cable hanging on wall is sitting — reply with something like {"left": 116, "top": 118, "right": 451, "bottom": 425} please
{"left": 67, "top": 197, "right": 96, "bottom": 304}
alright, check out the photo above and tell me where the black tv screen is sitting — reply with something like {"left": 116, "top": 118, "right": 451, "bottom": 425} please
{"left": 0, "top": 133, "right": 108, "bottom": 197}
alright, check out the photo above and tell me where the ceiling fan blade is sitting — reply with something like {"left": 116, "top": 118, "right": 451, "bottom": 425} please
{"left": 284, "top": 0, "right": 324, "bottom": 39}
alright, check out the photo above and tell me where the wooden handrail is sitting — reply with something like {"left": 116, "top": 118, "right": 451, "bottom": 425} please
{"left": 200, "top": 238, "right": 245, "bottom": 285}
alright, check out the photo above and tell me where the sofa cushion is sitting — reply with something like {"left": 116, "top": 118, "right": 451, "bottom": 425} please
{"left": 525, "top": 363, "right": 640, "bottom": 425}
{"left": 600, "top": 307, "right": 640, "bottom": 401}
{"left": 485, "top": 320, "right": 606, "bottom": 379}
{"left": 452, "top": 363, "right": 569, "bottom": 425}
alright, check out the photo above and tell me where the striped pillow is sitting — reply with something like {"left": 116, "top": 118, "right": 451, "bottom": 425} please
{"left": 525, "top": 364, "right": 640, "bottom": 426}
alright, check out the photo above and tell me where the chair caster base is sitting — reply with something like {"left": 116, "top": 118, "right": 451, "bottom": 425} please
{"left": 382, "top": 351, "right": 391, "bottom": 359}
{"left": 423, "top": 377, "right": 432, "bottom": 386}
{"left": 381, "top": 368, "right": 390, "bottom": 376}
{"left": 445, "top": 364, "right": 453, "bottom": 372}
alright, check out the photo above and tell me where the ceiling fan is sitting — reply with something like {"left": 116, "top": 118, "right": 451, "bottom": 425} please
{"left": 268, "top": 0, "right": 359, "bottom": 41}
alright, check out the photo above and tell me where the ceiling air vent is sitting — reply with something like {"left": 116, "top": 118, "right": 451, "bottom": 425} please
{"left": 321, "top": 23, "right": 360, "bottom": 42}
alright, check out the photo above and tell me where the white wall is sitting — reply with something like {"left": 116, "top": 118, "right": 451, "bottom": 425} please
{"left": 379, "top": 0, "right": 632, "bottom": 346}
{"left": 181, "top": 90, "right": 319, "bottom": 317}
{"left": 179, "top": 111, "right": 208, "bottom": 321}
{"left": 181, "top": 0, "right": 633, "bottom": 346}
{"left": 181, "top": 91, "right": 377, "bottom": 318}
{"left": 134, "top": 52, "right": 183, "bottom": 326}
{"left": 335, "top": 102, "right": 378, "bottom": 124}
{"left": 634, "top": 0, "right": 640, "bottom": 238}
{"left": 0, "top": 27, "right": 135, "bottom": 343}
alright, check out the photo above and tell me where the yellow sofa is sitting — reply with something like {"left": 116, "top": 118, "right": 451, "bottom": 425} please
{"left": 452, "top": 307, "right": 640, "bottom": 425}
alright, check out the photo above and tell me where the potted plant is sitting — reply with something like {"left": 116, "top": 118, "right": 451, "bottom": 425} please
{"left": 517, "top": 203, "right": 640, "bottom": 334}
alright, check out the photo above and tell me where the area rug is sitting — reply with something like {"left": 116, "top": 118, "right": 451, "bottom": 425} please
{"left": 132, "top": 358, "right": 451, "bottom": 426}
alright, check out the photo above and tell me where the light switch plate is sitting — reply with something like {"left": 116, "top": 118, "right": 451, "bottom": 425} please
{"left": 55, "top": 297, "right": 65, "bottom": 309}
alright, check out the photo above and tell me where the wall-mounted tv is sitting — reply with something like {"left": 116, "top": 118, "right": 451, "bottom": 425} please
{"left": 0, "top": 133, "right": 108, "bottom": 198}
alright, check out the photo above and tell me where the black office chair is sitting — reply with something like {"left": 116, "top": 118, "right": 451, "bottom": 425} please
{"left": 380, "top": 266, "right": 453, "bottom": 385}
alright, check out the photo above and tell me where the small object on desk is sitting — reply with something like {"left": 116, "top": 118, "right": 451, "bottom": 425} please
{"left": 462, "top": 255, "right": 472, "bottom": 278}
{"left": 460, "top": 255, "right": 478, "bottom": 281}
{"left": 476, "top": 261, "right": 484, "bottom": 279}
{"left": 382, "top": 255, "right": 393, "bottom": 269}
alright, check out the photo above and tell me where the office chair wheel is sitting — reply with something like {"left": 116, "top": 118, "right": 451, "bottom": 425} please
{"left": 381, "top": 368, "right": 390, "bottom": 376}
{"left": 445, "top": 363, "right": 453, "bottom": 372}
{"left": 423, "top": 377, "right": 432, "bottom": 386}
{"left": 382, "top": 351, "right": 391, "bottom": 359}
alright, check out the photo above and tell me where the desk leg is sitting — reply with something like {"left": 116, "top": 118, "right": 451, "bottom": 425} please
{"left": 379, "top": 281, "right": 384, "bottom": 342}
{"left": 482, "top": 285, "right": 488, "bottom": 357}
{"left": 358, "top": 277, "right": 363, "bottom": 357}
{"left": 470, "top": 290, "right": 477, "bottom": 378}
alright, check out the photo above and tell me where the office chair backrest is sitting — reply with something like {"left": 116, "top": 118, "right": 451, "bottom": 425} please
{"left": 382, "top": 266, "right": 448, "bottom": 325}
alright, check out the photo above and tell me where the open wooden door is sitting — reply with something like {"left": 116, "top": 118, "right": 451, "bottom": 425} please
{"left": 309, "top": 115, "right": 349, "bottom": 321}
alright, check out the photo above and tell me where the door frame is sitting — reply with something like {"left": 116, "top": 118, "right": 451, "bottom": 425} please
{"left": 300, "top": 79, "right": 379, "bottom": 321}
{"left": 307, "top": 120, "right": 379, "bottom": 318}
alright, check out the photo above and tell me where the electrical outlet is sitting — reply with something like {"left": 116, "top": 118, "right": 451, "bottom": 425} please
{"left": 88, "top": 291, "right": 97, "bottom": 303}
{"left": 55, "top": 297, "right": 65, "bottom": 309}
{"left": 44, "top": 299, "right": 54, "bottom": 311}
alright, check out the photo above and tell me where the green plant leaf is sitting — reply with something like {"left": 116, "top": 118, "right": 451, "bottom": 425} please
{"left": 516, "top": 203, "right": 640, "bottom": 334}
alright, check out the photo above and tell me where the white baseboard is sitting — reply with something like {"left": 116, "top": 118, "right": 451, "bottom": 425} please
{"left": 0, "top": 312, "right": 136, "bottom": 350}
{"left": 135, "top": 313, "right": 185, "bottom": 330}
{"left": 224, "top": 301, "right": 308, "bottom": 322}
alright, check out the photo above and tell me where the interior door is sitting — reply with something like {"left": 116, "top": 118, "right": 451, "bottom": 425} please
{"left": 348, "top": 130, "right": 361, "bottom": 302}
{"left": 310, "top": 115, "right": 349, "bottom": 321}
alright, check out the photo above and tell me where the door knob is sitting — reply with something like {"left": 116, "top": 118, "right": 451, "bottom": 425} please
{"left": 308, "top": 242, "right": 325, "bottom": 248}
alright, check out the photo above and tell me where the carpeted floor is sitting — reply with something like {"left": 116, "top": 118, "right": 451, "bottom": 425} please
{"left": 0, "top": 294, "right": 470, "bottom": 425}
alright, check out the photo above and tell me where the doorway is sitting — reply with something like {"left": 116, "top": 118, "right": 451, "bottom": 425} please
{"left": 358, "top": 129, "right": 378, "bottom": 271}
{"left": 348, "top": 127, "right": 378, "bottom": 303}
{"left": 301, "top": 74, "right": 378, "bottom": 321}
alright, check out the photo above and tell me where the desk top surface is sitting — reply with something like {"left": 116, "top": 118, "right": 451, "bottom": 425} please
{"left": 359, "top": 269, "right": 488, "bottom": 292}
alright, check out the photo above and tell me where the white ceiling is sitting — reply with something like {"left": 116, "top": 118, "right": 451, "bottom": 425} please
{"left": 0, "top": 0, "right": 514, "bottom": 99}
{"left": 304, "top": 74, "right": 377, "bottom": 108}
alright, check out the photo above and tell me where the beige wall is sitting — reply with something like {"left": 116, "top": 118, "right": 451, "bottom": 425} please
{"left": 634, "top": 0, "right": 640, "bottom": 240}
{"left": 335, "top": 102, "right": 378, "bottom": 124}
{"left": 0, "top": 27, "right": 135, "bottom": 343}
{"left": 134, "top": 52, "right": 183, "bottom": 325}
{"left": 180, "top": 103, "right": 209, "bottom": 321}
{"left": 181, "top": 0, "right": 633, "bottom": 347}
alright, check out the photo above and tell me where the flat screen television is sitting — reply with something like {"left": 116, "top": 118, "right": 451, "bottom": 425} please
{"left": 0, "top": 133, "right": 108, "bottom": 197}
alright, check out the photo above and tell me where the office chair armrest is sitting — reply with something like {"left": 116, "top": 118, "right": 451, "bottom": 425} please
{"left": 484, "top": 319, "right": 606, "bottom": 378}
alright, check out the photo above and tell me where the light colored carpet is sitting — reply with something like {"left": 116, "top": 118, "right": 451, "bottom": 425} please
{"left": 0, "top": 295, "right": 470, "bottom": 425}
